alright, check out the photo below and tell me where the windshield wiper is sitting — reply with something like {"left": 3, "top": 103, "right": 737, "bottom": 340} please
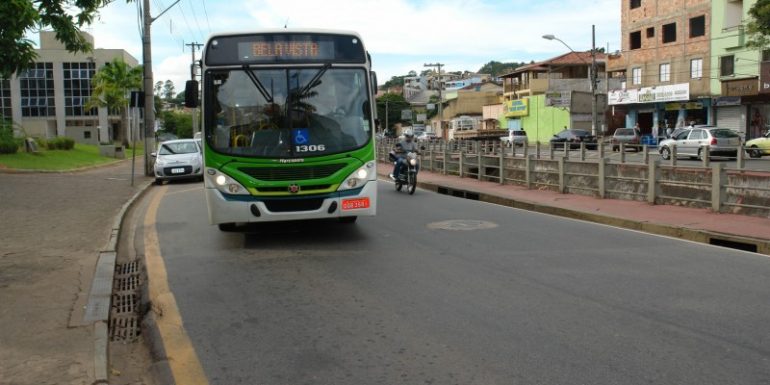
{"left": 297, "top": 63, "right": 331, "bottom": 99}
{"left": 242, "top": 64, "right": 274, "bottom": 103}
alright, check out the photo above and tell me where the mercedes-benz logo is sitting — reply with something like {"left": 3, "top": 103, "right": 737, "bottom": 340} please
{"left": 288, "top": 184, "right": 300, "bottom": 194}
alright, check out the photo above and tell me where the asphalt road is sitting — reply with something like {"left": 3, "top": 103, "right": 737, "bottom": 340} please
{"left": 146, "top": 180, "right": 770, "bottom": 385}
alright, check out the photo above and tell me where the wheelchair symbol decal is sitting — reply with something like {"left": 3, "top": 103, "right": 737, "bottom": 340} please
{"left": 293, "top": 128, "right": 309, "bottom": 145}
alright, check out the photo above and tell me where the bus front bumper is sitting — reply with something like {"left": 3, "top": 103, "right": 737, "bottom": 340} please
{"left": 205, "top": 181, "right": 377, "bottom": 225}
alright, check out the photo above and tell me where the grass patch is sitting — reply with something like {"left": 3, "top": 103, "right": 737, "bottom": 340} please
{"left": 0, "top": 143, "right": 120, "bottom": 171}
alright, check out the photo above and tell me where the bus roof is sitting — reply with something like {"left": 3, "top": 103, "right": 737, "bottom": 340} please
{"left": 206, "top": 28, "right": 364, "bottom": 42}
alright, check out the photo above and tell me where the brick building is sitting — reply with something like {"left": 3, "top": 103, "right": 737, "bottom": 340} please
{"left": 607, "top": 0, "right": 712, "bottom": 137}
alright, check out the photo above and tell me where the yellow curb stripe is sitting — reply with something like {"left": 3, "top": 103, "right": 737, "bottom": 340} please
{"left": 143, "top": 186, "right": 209, "bottom": 385}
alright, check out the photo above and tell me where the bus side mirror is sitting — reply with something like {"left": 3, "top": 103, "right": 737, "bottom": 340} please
{"left": 185, "top": 80, "right": 199, "bottom": 108}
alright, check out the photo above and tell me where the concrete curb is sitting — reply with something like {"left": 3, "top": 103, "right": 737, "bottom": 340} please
{"left": 409, "top": 177, "right": 770, "bottom": 256}
{"left": 82, "top": 179, "right": 154, "bottom": 384}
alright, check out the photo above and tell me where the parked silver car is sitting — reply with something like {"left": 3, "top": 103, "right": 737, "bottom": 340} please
{"left": 152, "top": 139, "right": 203, "bottom": 184}
{"left": 658, "top": 127, "right": 741, "bottom": 160}
{"left": 500, "top": 129, "right": 528, "bottom": 147}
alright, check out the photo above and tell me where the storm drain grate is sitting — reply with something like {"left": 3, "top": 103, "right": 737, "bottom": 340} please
{"left": 109, "top": 260, "right": 143, "bottom": 342}
{"left": 109, "top": 315, "right": 141, "bottom": 342}
{"left": 112, "top": 293, "right": 137, "bottom": 314}
{"left": 115, "top": 260, "right": 140, "bottom": 277}
{"left": 113, "top": 274, "right": 140, "bottom": 292}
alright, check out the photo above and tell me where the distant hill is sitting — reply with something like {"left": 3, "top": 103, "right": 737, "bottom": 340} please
{"left": 477, "top": 61, "right": 527, "bottom": 77}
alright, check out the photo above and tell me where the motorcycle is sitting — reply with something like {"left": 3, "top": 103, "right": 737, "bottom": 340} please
{"left": 389, "top": 151, "right": 420, "bottom": 195}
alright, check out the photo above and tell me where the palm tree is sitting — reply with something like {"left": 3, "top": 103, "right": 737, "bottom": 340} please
{"left": 87, "top": 58, "right": 143, "bottom": 147}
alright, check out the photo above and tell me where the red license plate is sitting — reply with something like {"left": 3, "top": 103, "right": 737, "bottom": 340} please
{"left": 341, "top": 198, "right": 370, "bottom": 211}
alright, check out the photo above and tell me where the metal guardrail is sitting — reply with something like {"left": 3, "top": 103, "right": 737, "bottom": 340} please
{"left": 378, "top": 138, "right": 770, "bottom": 218}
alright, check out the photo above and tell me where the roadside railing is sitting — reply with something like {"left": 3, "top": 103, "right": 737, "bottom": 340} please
{"left": 377, "top": 138, "right": 770, "bottom": 219}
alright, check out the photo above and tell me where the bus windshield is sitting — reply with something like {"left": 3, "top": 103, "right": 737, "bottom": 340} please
{"left": 206, "top": 67, "right": 372, "bottom": 158}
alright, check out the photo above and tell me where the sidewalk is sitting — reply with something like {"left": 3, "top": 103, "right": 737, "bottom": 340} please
{"left": 378, "top": 162, "right": 770, "bottom": 255}
{"left": 0, "top": 160, "right": 151, "bottom": 384}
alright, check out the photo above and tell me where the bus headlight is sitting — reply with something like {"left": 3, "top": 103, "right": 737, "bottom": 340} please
{"left": 338, "top": 161, "right": 375, "bottom": 191}
{"left": 206, "top": 168, "right": 249, "bottom": 195}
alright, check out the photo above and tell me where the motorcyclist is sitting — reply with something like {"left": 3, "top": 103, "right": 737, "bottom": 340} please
{"left": 389, "top": 128, "right": 420, "bottom": 180}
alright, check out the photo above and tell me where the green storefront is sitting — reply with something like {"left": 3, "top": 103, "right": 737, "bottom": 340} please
{"left": 501, "top": 95, "right": 571, "bottom": 143}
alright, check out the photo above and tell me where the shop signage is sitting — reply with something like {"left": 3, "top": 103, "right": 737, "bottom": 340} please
{"left": 714, "top": 96, "right": 742, "bottom": 106}
{"left": 722, "top": 78, "right": 758, "bottom": 96}
{"left": 665, "top": 102, "right": 704, "bottom": 111}
{"left": 760, "top": 62, "right": 770, "bottom": 94}
{"left": 545, "top": 91, "right": 570, "bottom": 108}
{"left": 504, "top": 99, "right": 529, "bottom": 117}
{"left": 608, "top": 83, "right": 689, "bottom": 105}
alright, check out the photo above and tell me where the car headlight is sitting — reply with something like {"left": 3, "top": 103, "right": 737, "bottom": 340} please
{"left": 155, "top": 157, "right": 165, "bottom": 167}
{"left": 338, "top": 161, "right": 375, "bottom": 191}
{"left": 205, "top": 167, "right": 249, "bottom": 195}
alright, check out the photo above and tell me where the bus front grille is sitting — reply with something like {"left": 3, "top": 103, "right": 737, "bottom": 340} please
{"left": 263, "top": 198, "right": 324, "bottom": 212}
{"left": 240, "top": 164, "right": 346, "bottom": 181}
{"left": 256, "top": 185, "right": 331, "bottom": 193}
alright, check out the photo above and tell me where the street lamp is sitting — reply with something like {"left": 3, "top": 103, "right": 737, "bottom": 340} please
{"left": 542, "top": 26, "right": 599, "bottom": 137}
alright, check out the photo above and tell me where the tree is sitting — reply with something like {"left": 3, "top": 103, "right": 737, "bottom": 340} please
{"left": 163, "top": 80, "right": 175, "bottom": 101}
{"left": 154, "top": 81, "right": 163, "bottom": 95}
{"left": 477, "top": 61, "right": 526, "bottom": 77}
{"left": 375, "top": 93, "right": 411, "bottom": 132}
{"left": 746, "top": 0, "right": 770, "bottom": 49}
{"left": 0, "top": 0, "right": 114, "bottom": 78}
{"left": 86, "top": 58, "right": 143, "bottom": 147}
{"left": 159, "top": 110, "right": 192, "bottom": 138}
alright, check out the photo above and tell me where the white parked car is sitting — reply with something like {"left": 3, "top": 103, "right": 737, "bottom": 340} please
{"left": 152, "top": 139, "right": 203, "bottom": 184}
{"left": 658, "top": 127, "right": 741, "bottom": 160}
{"left": 500, "top": 130, "right": 529, "bottom": 147}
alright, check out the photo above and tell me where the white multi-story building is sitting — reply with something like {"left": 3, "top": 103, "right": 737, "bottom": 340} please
{"left": 1, "top": 31, "right": 139, "bottom": 144}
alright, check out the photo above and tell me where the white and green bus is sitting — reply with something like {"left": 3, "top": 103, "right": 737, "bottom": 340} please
{"left": 186, "top": 29, "right": 378, "bottom": 230}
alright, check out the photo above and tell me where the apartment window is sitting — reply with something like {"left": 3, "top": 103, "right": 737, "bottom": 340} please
{"left": 84, "top": 131, "right": 91, "bottom": 139}
{"left": 20, "top": 62, "right": 55, "bottom": 117}
{"left": 721, "top": 55, "right": 735, "bottom": 77}
{"left": 647, "top": 27, "right": 655, "bottom": 38}
{"left": 724, "top": 0, "right": 743, "bottom": 29}
{"left": 762, "top": 50, "right": 770, "bottom": 62}
{"left": 630, "top": 31, "right": 642, "bottom": 50}
{"left": 659, "top": 63, "right": 671, "bottom": 82}
{"left": 630, "top": 0, "right": 641, "bottom": 9}
{"left": 632, "top": 67, "right": 642, "bottom": 85}
{"left": 690, "top": 58, "right": 703, "bottom": 78}
{"left": 0, "top": 79, "right": 11, "bottom": 121}
{"left": 63, "top": 62, "right": 96, "bottom": 116}
{"left": 662, "top": 23, "right": 677, "bottom": 43}
{"left": 690, "top": 15, "right": 705, "bottom": 37}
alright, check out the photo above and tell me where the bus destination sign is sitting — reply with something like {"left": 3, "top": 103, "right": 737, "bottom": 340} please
{"left": 237, "top": 40, "right": 335, "bottom": 62}
{"left": 206, "top": 33, "right": 366, "bottom": 65}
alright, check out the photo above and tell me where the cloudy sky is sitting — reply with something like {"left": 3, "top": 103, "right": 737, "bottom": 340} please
{"left": 59, "top": 0, "right": 620, "bottom": 92}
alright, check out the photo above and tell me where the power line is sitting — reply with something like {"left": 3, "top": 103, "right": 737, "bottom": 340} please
{"left": 186, "top": 0, "right": 206, "bottom": 41}
{"left": 200, "top": 0, "right": 212, "bottom": 34}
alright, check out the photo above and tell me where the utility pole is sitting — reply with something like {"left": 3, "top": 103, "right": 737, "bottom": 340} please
{"left": 186, "top": 42, "right": 203, "bottom": 135}
{"left": 185, "top": 42, "right": 203, "bottom": 80}
{"left": 424, "top": 63, "right": 444, "bottom": 134}
{"left": 591, "top": 24, "right": 598, "bottom": 138}
{"left": 142, "top": 0, "right": 181, "bottom": 175}
{"left": 384, "top": 100, "right": 389, "bottom": 135}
